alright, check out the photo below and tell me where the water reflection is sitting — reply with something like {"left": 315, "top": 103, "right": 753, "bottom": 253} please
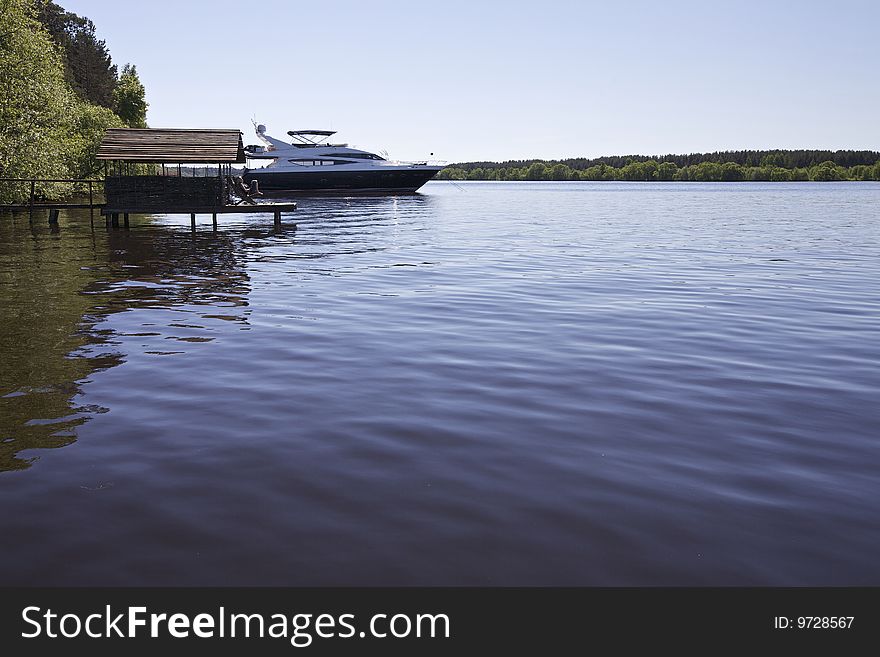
{"left": 2, "top": 184, "right": 879, "bottom": 586}
{"left": 0, "top": 194, "right": 432, "bottom": 471}
{"left": 0, "top": 211, "right": 251, "bottom": 471}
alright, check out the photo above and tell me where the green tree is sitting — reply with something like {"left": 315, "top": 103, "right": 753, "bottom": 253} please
{"left": 746, "top": 166, "right": 771, "bottom": 181}
{"left": 581, "top": 165, "right": 601, "bottom": 181}
{"left": 0, "top": 0, "right": 141, "bottom": 203}
{"left": 66, "top": 102, "right": 124, "bottom": 178}
{"left": 657, "top": 161, "right": 678, "bottom": 181}
{"left": 589, "top": 163, "right": 618, "bottom": 180}
{"left": 848, "top": 164, "right": 872, "bottom": 181}
{"left": 550, "top": 163, "right": 571, "bottom": 180}
{"left": 437, "top": 167, "right": 466, "bottom": 180}
{"left": 760, "top": 152, "right": 786, "bottom": 167}
{"left": 769, "top": 167, "right": 792, "bottom": 182}
{"left": 526, "top": 162, "right": 547, "bottom": 180}
{"left": 0, "top": 0, "right": 76, "bottom": 201}
{"left": 625, "top": 160, "right": 659, "bottom": 181}
{"left": 810, "top": 161, "right": 843, "bottom": 181}
{"left": 113, "top": 63, "right": 148, "bottom": 128}
{"left": 720, "top": 162, "right": 745, "bottom": 181}
{"left": 0, "top": 0, "right": 128, "bottom": 201}
{"left": 621, "top": 160, "right": 657, "bottom": 181}
{"left": 37, "top": 1, "right": 117, "bottom": 108}
{"left": 691, "top": 162, "right": 722, "bottom": 182}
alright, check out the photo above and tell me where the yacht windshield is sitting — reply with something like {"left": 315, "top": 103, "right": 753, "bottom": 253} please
{"left": 331, "top": 152, "right": 385, "bottom": 160}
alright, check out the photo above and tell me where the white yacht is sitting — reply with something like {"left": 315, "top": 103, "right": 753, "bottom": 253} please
{"left": 242, "top": 124, "right": 443, "bottom": 193}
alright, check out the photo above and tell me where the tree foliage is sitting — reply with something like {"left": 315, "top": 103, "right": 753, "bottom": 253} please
{"left": 439, "top": 145, "right": 880, "bottom": 182}
{"left": 438, "top": 153, "right": 880, "bottom": 183}
{"left": 113, "top": 64, "right": 148, "bottom": 128}
{"left": 0, "top": 0, "right": 140, "bottom": 202}
{"left": 37, "top": 1, "right": 117, "bottom": 108}
{"left": 1, "top": 0, "right": 77, "bottom": 199}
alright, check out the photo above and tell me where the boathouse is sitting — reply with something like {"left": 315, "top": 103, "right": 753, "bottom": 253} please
{"left": 95, "top": 128, "right": 295, "bottom": 228}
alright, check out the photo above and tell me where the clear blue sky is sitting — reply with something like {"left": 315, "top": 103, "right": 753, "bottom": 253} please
{"left": 62, "top": 0, "right": 880, "bottom": 163}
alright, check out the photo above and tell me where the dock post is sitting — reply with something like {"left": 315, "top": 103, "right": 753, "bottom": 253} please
{"left": 274, "top": 210, "right": 282, "bottom": 229}
{"left": 88, "top": 182, "right": 94, "bottom": 225}
{"left": 28, "top": 180, "right": 35, "bottom": 224}
{"left": 48, "top": 209, "right": 59, "bottom": 224}
{"left": 191, "top": 213, "right": 196, "bottom": 231}
{"left": 111, "top": 213, "right": 120, "bottom": 228}
{"left": 212, "top": 213, "right": 217, "bottom": 230}
{"left": 123, "top": 213, "right": 130, "bottom": 229}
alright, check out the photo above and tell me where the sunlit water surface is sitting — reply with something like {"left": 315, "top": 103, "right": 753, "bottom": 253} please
{"left": 1, "top": 182, "right": 878, "bottom": 585}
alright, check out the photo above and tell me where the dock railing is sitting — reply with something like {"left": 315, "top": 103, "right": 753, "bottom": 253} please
{"left": 1, "top": 175, "right": 295, "bottom": 232}
{"left": 0, "top": 177, "right": 105, "bottom": 223}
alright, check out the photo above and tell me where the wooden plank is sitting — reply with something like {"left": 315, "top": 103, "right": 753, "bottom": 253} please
{"left": 101, "top": 203, "right": 297, "bottom": 215}
{"left": 0, "top": 203, "right": 104, "bottom": 210}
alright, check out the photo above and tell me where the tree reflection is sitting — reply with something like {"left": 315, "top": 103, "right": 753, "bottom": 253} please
{"left": 0, "top": 211, "right": 251, "bottom": 471}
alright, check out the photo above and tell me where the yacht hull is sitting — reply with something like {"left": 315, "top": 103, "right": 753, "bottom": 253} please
{"left": 243, "top": 168, "right": 441, "bottom": 194}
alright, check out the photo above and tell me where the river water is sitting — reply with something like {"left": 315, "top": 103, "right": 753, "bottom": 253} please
{"left": 1, "top": 181, "right": 878, "bottom": 585}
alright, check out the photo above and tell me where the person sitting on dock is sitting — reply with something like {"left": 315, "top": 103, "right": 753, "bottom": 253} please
{"left": 229, "top": 176, "right": 262, "bottom": 205}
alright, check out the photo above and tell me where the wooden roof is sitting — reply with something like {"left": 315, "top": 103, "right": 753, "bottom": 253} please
{"left": 97, "top": 128, "right": 246, "bottom": 163}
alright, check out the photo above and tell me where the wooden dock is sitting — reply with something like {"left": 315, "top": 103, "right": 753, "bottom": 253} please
{"left": 0, "top": 202, "right": 99, "bottom": 210}
{"left": 1, "top": 128, "right": 300, "bottom": 230}
{"left": 0, "top": 177, "right": 104, "bottom": 224}
{"left": 101, "top": 202, "right": 298, "bottom": 230}
{"left": 0, "top": 180, "right": 296, "bottom": 230}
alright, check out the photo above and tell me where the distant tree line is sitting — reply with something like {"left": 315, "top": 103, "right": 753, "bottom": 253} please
{"left": 0, "top": 0, "right": 149, "bottom": 203}
{"left": 438, "top": 150, "right": 880, "bottom": 182}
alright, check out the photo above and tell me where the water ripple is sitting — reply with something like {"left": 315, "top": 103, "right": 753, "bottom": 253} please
{"left": 1, "top": 182, "right": 879, "bottom": 585}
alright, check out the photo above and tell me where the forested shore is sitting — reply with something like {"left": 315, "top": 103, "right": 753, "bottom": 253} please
{"left": 0, "top": 0, "right": 148, "bottom": 203}
{"left": 438, "top": 150, "right": 880, "bottom": 182}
